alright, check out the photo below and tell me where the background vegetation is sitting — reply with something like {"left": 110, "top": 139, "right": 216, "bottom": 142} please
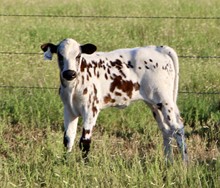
{"left": 0, "top": 0, "right": 219, "bottom": 187}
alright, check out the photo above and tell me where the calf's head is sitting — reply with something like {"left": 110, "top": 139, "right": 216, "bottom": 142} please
{"left": 41, "top": 38, "right": 97, "bottom": 81}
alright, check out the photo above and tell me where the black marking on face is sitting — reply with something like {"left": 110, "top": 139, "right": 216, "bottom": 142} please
{"left": 57, "top": 52, "right": 64, "bottom": 71}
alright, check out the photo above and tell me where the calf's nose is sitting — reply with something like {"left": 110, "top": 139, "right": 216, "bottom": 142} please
{"left": 62, "top": 70, "right": 76, "bottom": 81}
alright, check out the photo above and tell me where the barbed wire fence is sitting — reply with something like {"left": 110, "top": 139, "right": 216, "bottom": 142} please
{"left": 0, "top": 14, "right": 219, "bottom": 95}
{"left": 1, "top": 14, "right": 220, "bottom": 19}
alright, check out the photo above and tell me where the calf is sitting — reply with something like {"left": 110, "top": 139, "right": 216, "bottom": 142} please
{"left": 41, "top": 38, "right": 188, "bottom": 162}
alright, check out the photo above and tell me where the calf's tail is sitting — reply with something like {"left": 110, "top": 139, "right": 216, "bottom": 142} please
{"left": 162, "top": 46, "right": 179, "bottom": 103}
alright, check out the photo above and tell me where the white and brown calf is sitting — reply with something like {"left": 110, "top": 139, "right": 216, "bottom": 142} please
{"left": 41, "top": 38, "right": 188, "bottom": 162}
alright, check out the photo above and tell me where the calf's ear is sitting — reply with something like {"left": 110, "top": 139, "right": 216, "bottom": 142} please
{"left": 41, "top": 43, "right": 57, "bottom": 60}
{"left": 80, "top": 43, "right": 97, "bottom": 54}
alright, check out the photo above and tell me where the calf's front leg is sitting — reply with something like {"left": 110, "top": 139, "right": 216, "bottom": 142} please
{"left": 63, "top": 106, "right": 79, "bottom": 152}
{"left": 79, "top": 111, "right": 99, "bottom": 158}
{"left": 79, "top": 128, "right": 93, "bottom": 159}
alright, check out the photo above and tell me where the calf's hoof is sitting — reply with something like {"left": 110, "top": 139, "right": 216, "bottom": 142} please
{"left": 79, "top": 137, "right": 91, "bottom": 159}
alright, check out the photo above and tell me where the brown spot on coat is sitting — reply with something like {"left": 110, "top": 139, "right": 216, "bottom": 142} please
{"left": 110, "top": 75, "right": 138, "bottom": 98}
{"left": 93, "top": 84, "right": 97, "bottom": 95}
{"left": 81, "top": 76, "right": 85, "bottom": 85}
{"left": 103, "top": 94, "right": 116, "bottom": 104}
{"left": 105, "top": 73, "right": 108, "bottom": 80}
{"left": 119, "top": 69, "right": 126, "bottom": 78}
{"left": 83, "top": 88, "right": 88, "bottom": 95}
{"left": 89, "top": 93, "right": 92, "bottom": 103}
{"left": 133, "top": 82, "right": 140, "bottom": 91}
{"left": 104, "top": 94, "right": 111, "bottom": 104}
{"left": 107, "top": 68, "right": 111, "bottom": 74}
{"left": 127, "top": 61, "right": 134, "bottom": 68}
{"left": 94, "top": 67, "right": 97, "bottom": 76}
{"left": 110, "top": 61, "right": 116, "bottom": 67}
{"left": 115, "top": 92, "right": 122, "bottom": 96}
{"left": 80, "top": 58, "right": 87, "bottom": 72}
{"left": 92, "top": 106, "right": 98, "bottom": 117}
{"left": 87, "top": 67, "right": 92, "bottom": 77}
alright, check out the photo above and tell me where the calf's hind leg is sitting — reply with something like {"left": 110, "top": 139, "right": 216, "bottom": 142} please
{"left": 159, "top": 101, "right": 188, "bottom": 162}
{"left": 149, "top": 105, "right": 173, "bottom": 162}
{"left": 150, "top": 101, "right": 188, "bottom": 162}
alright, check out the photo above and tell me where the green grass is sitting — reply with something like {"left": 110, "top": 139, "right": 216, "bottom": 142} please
{"left": 0, "top": 0, "right": 220, "bottom": 187}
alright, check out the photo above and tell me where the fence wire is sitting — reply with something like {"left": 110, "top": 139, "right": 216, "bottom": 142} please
{"left": 0, "top": 52, "right": 220, "bottom": 59}
{"left": 1, "top": 14, "right": 219, "bottom": 96}
{"left": 0, "top": 85, "right": 219, "bottom": 95}
{"left": 1, "top": 14, "right": 220, "bottom": 20}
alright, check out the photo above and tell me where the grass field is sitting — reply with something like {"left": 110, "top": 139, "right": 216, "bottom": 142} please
{"left": 0, "top": 0, "right": 220, "bottom": 187}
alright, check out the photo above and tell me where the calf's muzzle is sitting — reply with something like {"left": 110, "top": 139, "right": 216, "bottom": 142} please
{"left": 62, "top": 70, "right": 76, "bottom": 81}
